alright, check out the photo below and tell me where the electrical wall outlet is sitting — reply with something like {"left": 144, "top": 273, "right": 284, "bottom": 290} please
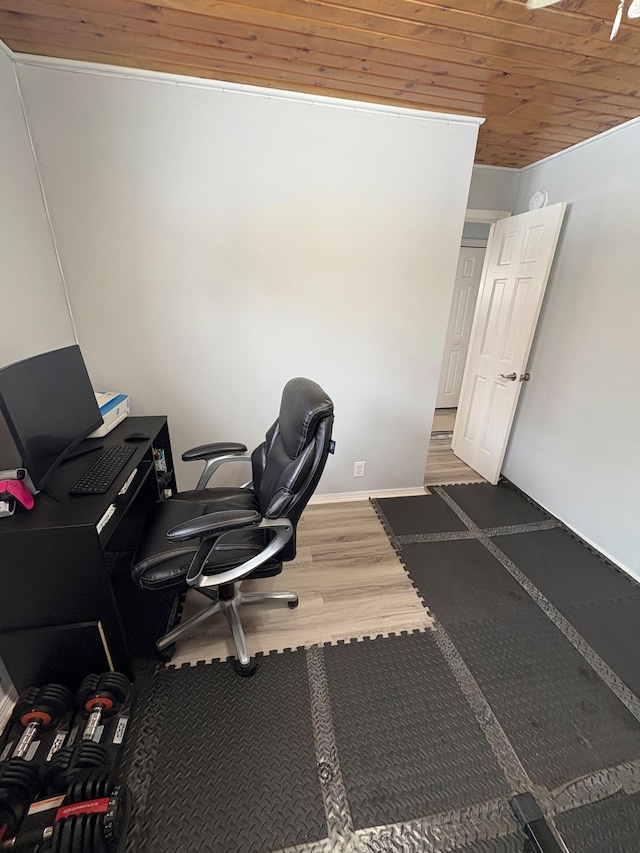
{"left": 354, "top": 461, "right": 366, "bottom": 478}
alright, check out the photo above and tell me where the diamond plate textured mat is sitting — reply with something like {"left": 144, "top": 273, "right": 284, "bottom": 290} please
{"left": 447, "top": 604, "right": 640, "bottom": 788}
{"left": 111, "top": 482, "right": 640, "bottom": 853}
{"left": 123, "top": 652, "right": 326, "bottom": 853}
{"left": 555, "top": 790, "right": 640, "bottom": 851}
{"left": 441, "top": 482, "right": 550, "bottom": 529}
{"left": 392, "top": 533, "right": 640, "bottom": 788}
{"left": 324, "top": 633, "right": 510, "bottom": 830}
{"left": 561, "top": 596, "right": 640, "bottom": 697}
{"left": 374, "top": 484, "right": 640, "bottom": 847}
{"left": 444, "top": 837, "right": 525, "bottom": 853}
{"left": 493, "top": 526, "right": 640, "bottom": 609}
{"left": 372, "top": 493, "right": 468, "bottom": 536}
{"left": 494, "top": 527, "right": 640, "bottom": 695}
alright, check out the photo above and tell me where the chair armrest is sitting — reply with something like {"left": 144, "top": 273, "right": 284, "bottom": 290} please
{"left": 187, "top": 517, "right": 294, "bottom": 589}
{"left": 181, "top": 442, "right": 247, "bottom": 462}
{"left": 181, "top": 442, "right": 252, "bottom": 490}
{"left": 167, "top": 509, "right": 261, "bottom": 543}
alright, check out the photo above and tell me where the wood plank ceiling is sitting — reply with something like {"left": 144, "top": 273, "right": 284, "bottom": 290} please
{"left": 1, "top": 0, "right": 639, "bottom": 168}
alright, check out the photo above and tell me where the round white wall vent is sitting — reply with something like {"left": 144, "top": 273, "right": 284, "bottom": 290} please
{"left": 528, "top": 190, "right": 549, "bottom": 210}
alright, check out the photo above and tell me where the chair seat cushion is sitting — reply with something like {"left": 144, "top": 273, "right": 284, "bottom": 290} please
{"left": 132, "top": 493, "right": 282, "bottom": 591}
{"left": 165, "top": 486, "right": 253, "bottom": 505}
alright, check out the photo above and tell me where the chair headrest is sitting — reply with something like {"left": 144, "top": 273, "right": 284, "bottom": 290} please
{"left": 278, "top": 378, "right": 334, "bottom": 459}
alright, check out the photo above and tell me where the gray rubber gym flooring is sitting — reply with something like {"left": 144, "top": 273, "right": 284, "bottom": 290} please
{"left": 119, "top": 480, "right": 640, "bottom": 852}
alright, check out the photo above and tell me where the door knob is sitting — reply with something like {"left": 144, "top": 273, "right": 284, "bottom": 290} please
{"left": 499, "top": 372, "right": 517, "bottom": 381}
{"left": 519, "top": 372, "right": 531, "bottom": 382}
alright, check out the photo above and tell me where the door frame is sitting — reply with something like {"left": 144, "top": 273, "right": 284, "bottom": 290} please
{"left": 432, "top": 207, "right": 512, "bottom": 413}
{"left": 425, "top": 208, "right": 512, "bottom": 472}
{"left": 451, "top": 202, "right": 567, "bottom": 484}
{"left": 465, "top": 208, "right": 512, "bottom": 224}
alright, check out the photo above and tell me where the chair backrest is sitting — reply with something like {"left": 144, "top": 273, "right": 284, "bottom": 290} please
{"left": 250, "top": 378, "right": 334, "bottom": 561}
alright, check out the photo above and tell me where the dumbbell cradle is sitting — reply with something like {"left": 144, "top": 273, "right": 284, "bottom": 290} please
{"left": 2, "top": 770, "right": 131, "bottom": 853}
{"left": 0, "top": 673, "right": 133, "bottom": 850}
{"left": 44, "top": 673, "right": 132, "bottom": 796}
{"left": 0, "top": 685, "right": 72, "bottom": 845}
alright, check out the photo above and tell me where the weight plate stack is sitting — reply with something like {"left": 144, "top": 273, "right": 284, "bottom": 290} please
{"left": 48, "top": 777, "right": 132, "bottom": 853}
{"left": 44, "top": 741, "right": 111, "bottom": 795}
{"left": 17, "top": 685, "right": 72, "bottom": 729}
{"left": 0, "top": 758, "right": 40, "bottom": 839}
{"left": 76, "top": 674, "right": 131, "bottom": 715}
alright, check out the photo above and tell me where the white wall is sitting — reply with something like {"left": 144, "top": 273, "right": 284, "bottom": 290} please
{"left": 467, "top": 164, "right": 518, "bottom": 212}
{"left": 503, "top": 119, "right": 640, "bottom": 578}
{"left": 0, "top": 44, "right": 76, "bottom": 722}
{"left": 0, "top": 47, "right": 75, "bottom": 368}
{"left": 461, "top": 221, "right": 491, "bottom": 242}
{"left": 15, "top": 61, "right": 480, "bottom": 495}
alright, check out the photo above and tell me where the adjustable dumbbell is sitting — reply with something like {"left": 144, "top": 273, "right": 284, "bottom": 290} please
{"left": 0, "top": 684, "right": 71, "bottom": 839}
{"left": 44, "top": 673, "right": 131, "bottom": 795}
{"left": 55, "top": 774, "right": 131, "bottom": 853}
{"left": 11, "top": 685, "right": 72, "bottom": 761}
{"left": 75, "top": 673, "right": 130, "bottom": 744}
{"left": 0, "top": 759, "right": 40, "bottom": 842}
{"left": 3, "top": 770, "right": 131, "bottom": 853}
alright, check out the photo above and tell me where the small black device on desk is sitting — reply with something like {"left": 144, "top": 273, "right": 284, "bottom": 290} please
{"left": 124, "top": 432, "right": 150, "bottom": 442}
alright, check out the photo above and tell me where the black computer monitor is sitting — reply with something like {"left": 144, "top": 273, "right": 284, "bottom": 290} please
{"left": 0, "top": 346, "right": 103, "bottom": 490}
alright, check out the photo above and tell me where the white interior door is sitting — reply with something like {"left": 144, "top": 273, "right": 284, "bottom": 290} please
{"left": 436, "top": 246, "right": 485, "bottom": 408}
{"left": 452, "top": 202, "right": 567, "bottom": 484}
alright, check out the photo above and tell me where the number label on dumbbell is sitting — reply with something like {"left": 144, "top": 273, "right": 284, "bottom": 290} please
{"left": 112, "top": 717, "right": 129, "bottom": 745}
{"left": 27, "top": 794, "right": 66, "bottom": 815}
{"left": 46, "top": 731, "right": 68, "bottom": 762}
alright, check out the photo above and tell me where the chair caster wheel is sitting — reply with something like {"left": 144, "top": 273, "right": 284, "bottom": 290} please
{"left": 156, "top": 643, "right": 175, "bottom": 663}
{"left": 233, "top": 658, "right": 258, "bottom": 677}
{"left": 288, "top": 598, "right": 299, "bottom": 609}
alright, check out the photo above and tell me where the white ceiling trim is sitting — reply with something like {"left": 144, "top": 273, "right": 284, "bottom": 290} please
{"left": 519, "top": 113, "right": 640, "bottom": 173}
{"left": 12, "top": 52, "right": 485, "bottom": 128}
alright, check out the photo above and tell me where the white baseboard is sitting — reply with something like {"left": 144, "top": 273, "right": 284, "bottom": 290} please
{"left": 309, "top": 486, "right": 427, "bottom": 504}
{"left": 519, "top": 492, "right": 637, "bottom": 584}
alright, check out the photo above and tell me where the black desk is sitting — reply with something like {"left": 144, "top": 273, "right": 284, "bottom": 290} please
{"left": 0, "top": 416, "right": 176, "bottom": 692}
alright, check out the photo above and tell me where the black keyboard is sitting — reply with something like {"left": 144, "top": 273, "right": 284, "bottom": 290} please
{"left": 69, "top": 445, "right": 136, "bottom": 495}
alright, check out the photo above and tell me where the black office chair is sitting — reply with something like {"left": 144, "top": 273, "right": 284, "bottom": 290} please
{"left": 131, "top": 378, "right": 334, "bottom": 674}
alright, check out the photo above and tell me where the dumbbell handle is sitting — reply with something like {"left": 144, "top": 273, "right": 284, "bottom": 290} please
{"left": 82, "top": 703, "right": 107, "bottom": 743}
{"left": 12, "top": 722, "right": 41, "bottom": 760}
{"left": 1, "top": 825, "right": 53, "bottom": 850}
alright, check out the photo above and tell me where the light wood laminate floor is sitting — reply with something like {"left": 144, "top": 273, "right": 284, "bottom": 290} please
{"left": 425, "top": 408, "right": 486, "bottom": 487}
{"left": 431, "top": 408, "right": 456, "bottom": 432}
{"left": 424, "top": 440, "right": 486, "bottom": 487}
{"left": 170, "top": 500, "right": 431, "bottom": 668}
{"left": 169, "top": 410, "right": 483, "bottom": 667}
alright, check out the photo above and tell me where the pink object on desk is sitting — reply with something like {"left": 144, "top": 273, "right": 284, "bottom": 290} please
{"left": 0, "top": 480, "right": 34, "bottom": 510}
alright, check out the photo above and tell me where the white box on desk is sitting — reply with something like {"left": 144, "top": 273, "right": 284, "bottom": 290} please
{"left": 89, "top": 392, "right": 130, "bottom": 438}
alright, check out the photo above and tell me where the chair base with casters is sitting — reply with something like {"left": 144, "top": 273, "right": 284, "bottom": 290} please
{"left": 158, "top": 580, "right": 299, "bottom": 675}
{"left": 131, "top": 378, "right": 334, "bottom": 675}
